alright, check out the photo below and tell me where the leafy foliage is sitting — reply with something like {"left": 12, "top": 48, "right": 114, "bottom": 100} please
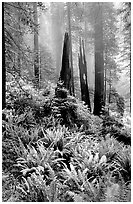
{"left": 3, "top": 79, "right": 131, "bottom": 202}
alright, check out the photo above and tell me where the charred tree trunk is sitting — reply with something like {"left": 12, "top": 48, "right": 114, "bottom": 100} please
{"left": 59, "top": 32, "right": 71, "bottom": 94}
{"left": 78, "top": 39, "right": 91, "bottom": 111}
{"left": 33, "top": 2, "right": 39, "bottom": 88}
{"left": 93, "top": 3, "right": 104, "bottom": 116}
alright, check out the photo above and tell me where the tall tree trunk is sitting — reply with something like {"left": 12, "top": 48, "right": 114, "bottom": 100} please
{"left": 50, "top": 3, "right": 64, "bottom": 81}
{"left": 2, "top": 2, "right": 6, "bottom": 109}
{"left": 33, "top": 2, "right": 39, "bottom": 88}
{"left": 93, "top": 3, "right": 104, "bottom": 116}
{"left": 78, "top": 39, "right": 91, "bottom": 111}
{"left": 60, "top": 32, "right": 71, "bottom": 93}
{"left": 67, "top": 2, "right": 74, "bottom": 96}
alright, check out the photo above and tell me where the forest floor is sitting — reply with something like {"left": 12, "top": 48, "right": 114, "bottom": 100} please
{"left": 2, "top": 80, "right": 131, "bottom": 202}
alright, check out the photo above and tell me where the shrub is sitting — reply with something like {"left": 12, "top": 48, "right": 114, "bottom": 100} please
{"left": 101, "top": 114, "right": 131, "bottom": 145}
{"left": 3, "top": 77, "right": 131, "bottom": 202}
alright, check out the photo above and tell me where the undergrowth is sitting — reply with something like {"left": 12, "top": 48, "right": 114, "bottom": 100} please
{"left": 2, "top": 79, "right": 131, "bottom": 202}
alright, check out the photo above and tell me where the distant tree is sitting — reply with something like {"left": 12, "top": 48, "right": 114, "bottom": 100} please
{"left": 118, "top": 2, "right": 131, "bottom": 71}
{"left": 118, "top": 2, "right": 131, "bottom": 113}
{"left": 83, "top": 2, "right": 87, "bottom": 53}
{"left": 49, "top": 2, "right": 64, "bottom": 80}
{"left": 82, "top": 2, "right": 119, "bottom": 114}
{"left": 4, "top": 2, "right": 46, "bottom": 84}
{"left": 4, "top": 3, "right": 35, "bottom": 75}
{"left": 67, "top": 2, "right": 74, "bottom": 96}
{"left": 16, "top": 2, "right": 22, "bottom": 76}
{"left": 3, "top": 2, "right": 27, "bottom": 108}
{"left": 103, "top": 3, "right": 119, "bottom": 108}
{"left": 105, "top": 57, "right": 118, "bottom": 108}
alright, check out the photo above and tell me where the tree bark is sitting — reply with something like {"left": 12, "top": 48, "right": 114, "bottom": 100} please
{"left": 33, "top": 2, "right": 39, "bottom": 88}
{"left": 93, "top": 3, "right": 104, "bottom": 115}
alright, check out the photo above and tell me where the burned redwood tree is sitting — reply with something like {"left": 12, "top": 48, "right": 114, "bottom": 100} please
{"left": 59, "top": 32, "right": 72, "bottom": 94}
{"left": 78, "top": 39, "right": 91, "bottom": 111}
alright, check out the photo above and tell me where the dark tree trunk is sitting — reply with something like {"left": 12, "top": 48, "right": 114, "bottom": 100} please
{"left": 78, "top": 39, "right": 91, "bottom": 111}
{"left": 59, "top": 32, "right": 71, "bottom": 93}
{"left": 2, "top": 2, "right": 6, "bottom": 109}
{"left": 67, "top": 2, "right": 74, "bottom": 96}
{"left": 93, "top": 3, "right": 104, "bottom": 116}
{"left": 33, "top": 2, "right": 39, "bottom": 88}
